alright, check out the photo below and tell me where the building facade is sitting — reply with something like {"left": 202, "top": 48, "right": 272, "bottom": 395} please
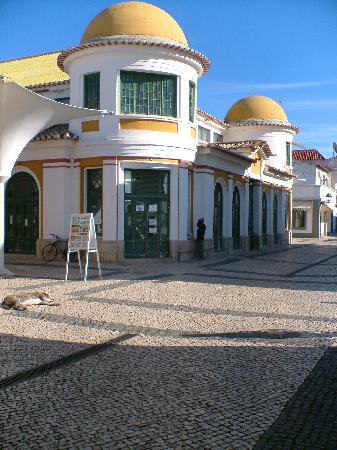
{"left": 1, "top": 1, "right": 298, "bottom": 261}
{"left": 292, "top": 149, "right": 337, "bottom": 238}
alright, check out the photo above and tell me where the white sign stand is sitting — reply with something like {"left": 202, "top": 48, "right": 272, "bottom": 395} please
{"left": 65, "top": 213, "right": 102, "bottom": 282}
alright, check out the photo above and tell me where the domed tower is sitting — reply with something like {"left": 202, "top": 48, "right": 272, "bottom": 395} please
{"left": 58, "top": 1, "right": 209, "bottom": 161}
{"left": 57, "top": 2, "right": 210, "bottom": 260}
{"left": 224, "top": 95, "right": 298, "bottom": 170}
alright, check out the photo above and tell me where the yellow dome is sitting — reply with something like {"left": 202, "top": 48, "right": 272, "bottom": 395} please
{"left": 225, "top": 96, "right": 288, "bottom": 123}
{"left": 81, "top": 1, "right": 188, "bottom": 46}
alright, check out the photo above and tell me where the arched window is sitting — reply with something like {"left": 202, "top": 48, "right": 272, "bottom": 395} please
{"left": 273, "top": 194, "right": 278, "bottom": 243}
{"left": 262, "top": 192, "right": 267, "bottom": 246}
{"left": 232, "top": 186, "right": 241, "bottom": 249}
{"left": 213, "top": 183, "right": 223, "bottom": 251}
{"left": 5, "top": 172, "right": 39, "bottom": 254}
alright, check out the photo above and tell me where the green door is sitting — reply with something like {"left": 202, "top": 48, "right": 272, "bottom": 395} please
{"left": 213, "top": 183, "right": 223, "bottom": 251}
{"left": 124, "top": 170, "right": 169, "bottom": 258}
{"left": 5, "top": 172, "right": 39, "bottom": 254}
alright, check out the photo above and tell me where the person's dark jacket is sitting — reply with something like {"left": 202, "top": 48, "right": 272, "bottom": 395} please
{"left": 197, "top": 220, "right": 206, "bottom": 240}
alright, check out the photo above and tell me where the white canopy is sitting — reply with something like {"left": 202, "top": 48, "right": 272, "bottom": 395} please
{"left": 0, "top": 76, "right": 107, "bottom": 274}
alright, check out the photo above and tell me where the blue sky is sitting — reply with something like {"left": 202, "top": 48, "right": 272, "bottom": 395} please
{"left": 1, "top": 0, "right": 337, "bottom": 156}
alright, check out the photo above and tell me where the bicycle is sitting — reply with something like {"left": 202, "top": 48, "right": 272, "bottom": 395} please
{"left": 41, "top": 233, "right": 69, "bottom": 262}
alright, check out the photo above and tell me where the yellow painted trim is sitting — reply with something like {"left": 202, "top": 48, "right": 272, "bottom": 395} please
{"left": 120, "top": 119, "right": 178, "bottom": 133}
{"left": 81, "top": 120, "right": 100, "bottom": 133}
{"left": 190, "top": 127, "right": 196, "bottom": 139}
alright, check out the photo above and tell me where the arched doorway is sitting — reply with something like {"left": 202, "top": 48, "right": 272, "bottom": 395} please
{"left": 273, "top": 194, "right": 278, "bottom": 243}
{"left": 262, "top": 192, "right": 267, "bottom": 246}
{"left": 213, "top": 182, "right": 223, "bottom": 251}
{"left": 232, "top": 186, "right": 241, "bottom": 249}
{"left": 5, "top": 172, "right": 39, "bottom": 254}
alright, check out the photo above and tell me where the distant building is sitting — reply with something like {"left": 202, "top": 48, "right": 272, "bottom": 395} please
{"left": 292, "top": 149, "right": 337, "bottom": 238}
{"left": 0, "top": 1, "right": 298, "bottom": 260}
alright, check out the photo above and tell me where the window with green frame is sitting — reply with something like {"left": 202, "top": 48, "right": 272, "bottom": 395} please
{"left": 84, "top": 72, "right": 100, "bottom": 109}
{"left": 189, "top": 82, "right": 195, "bottom": 122}
{"left": 213, "top": 132, "right": 223, "bottom": 143}
{"left": 86, "top": 168, "right": 103, "bottom": 236}
{"left": 286, "top": 142, "right": 291, "bottom": 166}
{"left": 198, "top": 126, "right": 210, "bottom": 142}
{"left": 120, "top": 71, "right": 177, "bottom": 117}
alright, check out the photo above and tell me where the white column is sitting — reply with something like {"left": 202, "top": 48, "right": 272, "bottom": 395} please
{"left": 279, "top": 188, "right": 287, "bottom": 234}
{"left": 117, "top": 163, "right": 124, "bottom": 241}
{"left": 253, "top": 181, "right": 262, "bottom": 237}
{"left": 103, "top": 158, "right": 118, "bottom": 241}
{"left": 71, "top": 160, "right": 81, "bottom": 215}
{"left": 193, "top": 169, "right": 214, "bottom": 239}
{"left": 43, "top": 163, "right": 71, "bottom": 239}
{"left": 0, "top": 178, "right": 12, "bottom": 275}
{"left": 225, "top": 176, "right": 233, "bottom": 238}
{"left": 170, "top": 165, "right": 179, "bottom": 241}
{"left": 243, "top": 179, "right": 250, "bottom": 237}
{"left": 178, "top": 163, "right": 189, "bottom": 241}
{"left": 267, "top": 187, "right": 274, "bottom": 235}
{"left": 289, "top": 191, "right": 293, "bottom": 243}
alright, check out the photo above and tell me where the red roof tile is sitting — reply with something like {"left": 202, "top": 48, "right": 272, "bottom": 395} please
{"left": 292, "top": 149, "right": 325, "bottom": 161}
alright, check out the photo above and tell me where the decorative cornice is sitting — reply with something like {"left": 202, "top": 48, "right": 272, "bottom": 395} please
{"left": 58, "top": 37, "right": 210, "bottom": 75}
{"left": 196, "top": 109, "right": 226, "bottom": 128}
{"left": 225, "top": 119, "right": 299, "bottom": 133}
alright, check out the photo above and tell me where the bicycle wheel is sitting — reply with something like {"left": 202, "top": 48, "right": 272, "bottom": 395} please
{"left": 42, "top": 243, "right": 57, "bottom": 262}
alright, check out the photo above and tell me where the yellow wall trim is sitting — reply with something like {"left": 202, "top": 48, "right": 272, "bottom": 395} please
{"left": 82, "top": 120, "right": 100, "bottom": 133}
{"left": 190, "top": 127, "right": 196, "bottom": 139}
{"left": 120, "top": 119, "right": 178, "bottom": 133}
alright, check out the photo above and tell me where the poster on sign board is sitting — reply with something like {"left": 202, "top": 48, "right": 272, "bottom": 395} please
{"left": 68, "top": 213, "right": 91, "bottom": 251}
{"left": 65, "top": 213, "right": 102, "bottom": 282}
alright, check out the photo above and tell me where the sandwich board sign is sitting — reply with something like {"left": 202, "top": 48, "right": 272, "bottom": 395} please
{"left": 65, "top": 213, "right": 102, "bottom": 282}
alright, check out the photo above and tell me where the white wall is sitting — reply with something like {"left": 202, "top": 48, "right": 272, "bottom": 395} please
{"left": 65, "top": 45, "right": 200, "bottom": 163}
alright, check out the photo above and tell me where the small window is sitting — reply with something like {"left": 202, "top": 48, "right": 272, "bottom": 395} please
{"left": 55, "top": 97, "right": 70, "bottom": 104}
{"left": 213, "top": 132, "right": 223, "bottom": 143}
{"left": 86, "top": 168, "right": 103, "bottom": 236}
{"left": 286, "top": 142, "right": 291, "bottom": 166}
{"left": 292, "top": 209, "right": 306, "bottom": 229}
{"left": 120, "top": 71, "right": 177, "bottom": 117}
{"left": 84, "top": 72, "right": 100, "bottom": 109}
{"left": 198, "top": 126, "right": 210, "bottom": 142}
{"left": 189, "top": 82, "right": 195, "bottom": 122}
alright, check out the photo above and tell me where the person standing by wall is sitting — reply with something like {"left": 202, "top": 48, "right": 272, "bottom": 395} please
{"left": 196, "top": 218, "right": 206, "bottom": 259}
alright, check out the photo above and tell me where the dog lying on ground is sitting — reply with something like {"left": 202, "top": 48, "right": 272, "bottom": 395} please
{"left": 2, "top": 292, "right": 59, "bottom": 311}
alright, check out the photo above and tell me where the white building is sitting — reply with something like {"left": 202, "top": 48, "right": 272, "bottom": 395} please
{"left": 292, "top": 149, "right": 337, "bottom": 238}
{"left": 0, "top": 1, "right": 298, "bottom": 261}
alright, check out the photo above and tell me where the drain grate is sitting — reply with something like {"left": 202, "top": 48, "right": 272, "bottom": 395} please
{"left": 0, "top": 333, "right": 136, "bottom": 390}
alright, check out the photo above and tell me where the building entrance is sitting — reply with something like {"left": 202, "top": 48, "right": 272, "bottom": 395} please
{"left": 124, "top": 170, "right": 169, "bottom": 258}
{"left": 5, "top": 172, "right": 39, "bottom": 254}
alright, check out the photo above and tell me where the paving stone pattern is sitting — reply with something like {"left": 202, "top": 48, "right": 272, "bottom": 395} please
{"left": 254, "top": 346, "right": 337, "bottom": 450}
{"left": 1, "top": 238, "right": 337, "bottom": 448}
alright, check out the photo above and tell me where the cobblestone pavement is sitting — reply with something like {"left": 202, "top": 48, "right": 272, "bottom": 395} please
{"left": 1, "top": 238, "right": 337, "bottom": 448}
